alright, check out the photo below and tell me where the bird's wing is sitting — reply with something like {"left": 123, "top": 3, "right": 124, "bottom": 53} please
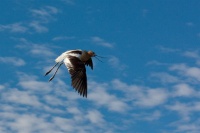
{"left": 85, "top": 58, "right": 93, "bottom": 70}
{"left": 55, "top": 49, "right": 82, "bottom": 63}
{"left": 66, "top": 49, "right": 82, "bottom": 55}
{"left": 64, "top": 55, "right": 87, "bottom": 97}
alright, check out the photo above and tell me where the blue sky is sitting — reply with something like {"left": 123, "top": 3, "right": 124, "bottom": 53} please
{"left": 1, "top": 0, "right": 200, "bottom": 133}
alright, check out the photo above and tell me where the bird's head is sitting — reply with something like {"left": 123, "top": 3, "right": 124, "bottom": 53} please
{"left": 87, "top": 51, "right": 96, "bottom": 57}
{"left": 88, "top": 50, "right": 105, "bottom": 62}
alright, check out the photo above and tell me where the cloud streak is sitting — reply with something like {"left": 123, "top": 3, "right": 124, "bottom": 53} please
{"left": 0, "top": 57, "right": 26, "bottom": 66}
{"left": 0, "top": 23, "right": 28, "bottom": 33}
{"left": 0, "top": 6, "right": 59, "bottom": 34}
{"left": 16, "top": 38, "right": 56, "bottom": 58}
{"left": 91, "top": 36, "right": 114, "bottom": 48}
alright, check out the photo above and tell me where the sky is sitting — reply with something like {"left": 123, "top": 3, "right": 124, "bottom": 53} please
{"left": 1, "top": 0, "right": 200, "bottom": 133}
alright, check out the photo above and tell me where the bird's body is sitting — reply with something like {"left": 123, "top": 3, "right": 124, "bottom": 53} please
{"left": 45, "top": 49, "right": 96, "bottom": 98}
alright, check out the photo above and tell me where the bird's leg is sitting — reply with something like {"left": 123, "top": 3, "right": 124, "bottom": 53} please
{"left": 45, "top": 62, "right": 59, "bottom": 76}
{"left": 49, "top": 62, "right": 63, "bottom": 82}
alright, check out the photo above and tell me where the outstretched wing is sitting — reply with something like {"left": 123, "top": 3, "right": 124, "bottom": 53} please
{"left": 55, "top": 49, "right": 82, "bottom": 63}
{"left": 64, "top": 55, "right": 87, "bottom": 97}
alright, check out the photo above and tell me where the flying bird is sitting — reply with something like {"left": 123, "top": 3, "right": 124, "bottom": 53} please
{"left": 45, "top": 49, "right": 99, "bottom": 98}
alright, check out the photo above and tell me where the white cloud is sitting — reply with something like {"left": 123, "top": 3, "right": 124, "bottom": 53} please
{"left": 67, "top": 107, "right": 81, "bottom": 115}
{"left": 112, "top": 79, "right": 168, "bottom": 107}
{"left": 52, "top": 117, "right": 75, "bottom": 132}
{"left": 183, "top": 51, "right": 200, "bottom": 59}
{"left": 61, "top": 0, "right": 75, "bottom": 5}
{"left": 91, "top": 36, "right": 114, "bottom": 48}
{"left": 30, "top": 6, "right": 59, "bottom": 23}
{"left": 18, "top": 79, "right": 53, "bottom": 93}
{"left": 166, "top": 102, "right": 191, "bottom": 121}
{"left": 186, "top": 22, "right": 195, "bottom": 27}
{"left": 183, "top": 50, "right": 200, "bottom": 65}
{"left": 157, "top": 45, "right": 180, "bottom": 53}
{"left": 0, "top": 23, "right": 28, "bottom": 33}
{"left": 135, "top": 88, "right": 168, "bottom": 107}
{"left": 150, "top": 72, "right": 180, "bottom": 84}
{"left": 173, "top": 83, "right": 195, "bottom": 97}
{"left": 89, "top": 81, "right": 129, "bottom": 113}
{"left": 52, "top": 36, "right": 75, "bottom": 41}
{"left": 108, "top": 56, "right": 127, "bottom": 71}
{"left": 145, "top": 110, "right": 161, "bottom": 121}
{"left": 167, "top": 102, "right": 200, "bottom": 122}
{"left": 146, "top": 60, "right": 169, "bottom": 66}
{"left": 44, "top": 95, "right": 64, "bottom": 106}
{"left": 0, "top": 85, "right": 5, "bottom": 90}
{"left": 28, "top": 6, "right": 59, "bottom": 33}
{"left": 29, "top": 21, "right": 48, "bottom": 33}
{"left": 170, "top": 63, "right": 200, "bottom": 81}
{"left": 29, "top": 6, "right": 59, "bottom": 33}
{"left": 2, "top": 89, "right": 41, "bottom": 107}
{"left": 0, "top": 6, "right": 59, "bottom": 35}
{"left": 86, "top": 110, "right": 105, "bottom": 124}
{"left": 16, "top": 38, "right": 56, "bottom": 58}
{"left": 133, "top": 110, "right": 162, "bottom": 121}
{"left": 176, "top": 123, "right": 200, "bottom": 133}
{"left": 31, "top": 45, "right": 55, "bottom": 57}
{"left": 0, "top": 57, "right": 26, "bottom": 66}
{"left": 10, "top": 114, "right": 57, "bottom": 133}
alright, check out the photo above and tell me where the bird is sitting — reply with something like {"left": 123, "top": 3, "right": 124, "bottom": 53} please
{"left": 45, "top": 49, "right": 98, "bottom": 98}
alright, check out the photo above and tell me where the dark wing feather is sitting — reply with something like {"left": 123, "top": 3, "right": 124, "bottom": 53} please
{"left": 85, "top": 58, "right": 93, "bottom": 70}
{"left": 67, "top": 49, "right": 82, "bottom": 55}
{"left": 64, "top": 55, "right": 87, "bottom": 97}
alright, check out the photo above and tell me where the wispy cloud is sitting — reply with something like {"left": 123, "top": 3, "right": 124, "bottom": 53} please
{"left": 183, "top": 50, "right": 200, "bottom": 65}
{"left": 89, "top": 81, "right": 129, "bottom": 113}
{"left": 29, "top": 21, "right": 48, "bottom": 33}
{"left": 61, "top": 0, "right": 75, "bottom": 5}
{"left": 132, "top": 110, "right": 162, "bottom": 121}
{"left": 108, "top": 56, "right": 127, "bottom": 71}
{"left": 112, "top": 79, "right": 168, "bottom": 107}
{"left": 91, "top": 36, "right": 114, "bottom": 48}
{"left": 2, "top": 88, "right": 42, "bottom": 107}
{"left": 30, "top": 6, "right": 59, "bottom": 23}
{"left": 0, "top": 57, "right": 26, "bottom": 66}
{"left": 0, "top": 6, "right": 59, "bottom": 34}
{"left": 28, "top": 6, "right": 59, "bottom": 33}
{"left": 150, "top": 72, "right": 180, "bottom": 84}
{"left": 135, "top": 88, "right": 168, "bottom": 107}
{"left": 146, "top": 60, "right": 169, "bottom": 66}
{"left": 0, "top": 85, "right": 5, "bottom": 90}
{"left": 166, "top": 101, "right": 200, "bottom": 122}
{"left": 0, "top": 23, "right": 28, "bottom": 33}
{"left": 173, "top": 83, "right": 195, "bottom": 97}
{"left": 170, "top": 63, "right": 200, "bottom": 82}
{"left": 52, "top": 36, "right": 75, "bottom": 41}
{"left": 86, "top": 110, "right": 105, "bottom": 125}
{"left": 186, "top": 22, "right": 195, "bottom": 27}
{"left": 16, "top": 38, "right": 56, "bottom": 58}
{"left": 156, "top": 45, "right": 180, "bottom": 53}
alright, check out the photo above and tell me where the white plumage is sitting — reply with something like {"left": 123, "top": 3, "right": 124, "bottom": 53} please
{"left": 55, "top": 49, "right": 81, "bottom": 63}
